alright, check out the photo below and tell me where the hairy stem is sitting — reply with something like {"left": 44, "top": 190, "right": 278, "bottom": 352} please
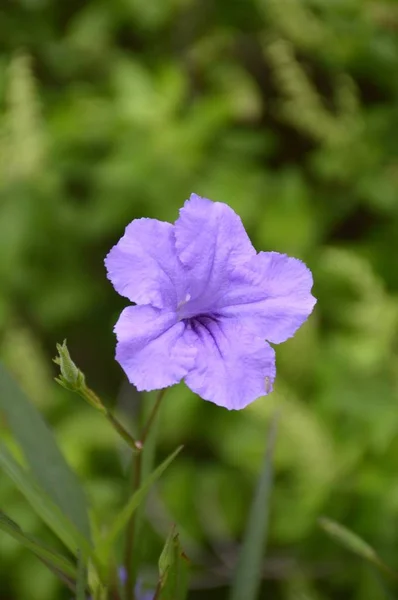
{"left": 105, "top": 411, "right": 142, "bottom": 453}
{"left": 79, "top": 386, "right": 141, "bottom": 453}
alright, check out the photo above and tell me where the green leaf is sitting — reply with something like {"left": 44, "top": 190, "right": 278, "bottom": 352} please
{"left": 0, "top": 362, "right": 91, "bottom": 539}
{"left": 229, "top": 411, "right": 280, "bottom": 600}
{"left": 159, "top": 525, "right": 177, "bottom": 582}
{"left": 0, "top": 510, "right": 76, "bottom": 579}
{"left": 319, "top": 517, "right": 398, "bottom": 580}
{"left": 0, "top": 442, "right": 94, "bottom": 564}
{"left": 158, "top": 525, "right": 189, "bottom": 600}
{"left": 76, "top": 551, "right": 87, "bottom": 600}
{"left": 98, "top": 445, "right": 183, "bottom": 557}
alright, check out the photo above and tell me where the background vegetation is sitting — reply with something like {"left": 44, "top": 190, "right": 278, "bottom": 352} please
{"left": 1, "top": 0, "right": 398, "bottom": 598}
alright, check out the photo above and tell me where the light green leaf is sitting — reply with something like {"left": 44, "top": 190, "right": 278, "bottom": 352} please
{"left": 0, "top": 510, "right": 76, "bottom": 579}
{"left": 158, "top": 525, "right": 189, "bottom": 600}
{"left": 229, "top": 411, "right": 280, "bottom": 600}
{"left": 0, "top": 442, "right": 94, "bottom": 564}
{"left": 0, "top": 362, "right": 91, "bottom": 539}
{"left": 98, "top": 446, "right": 183, "bottom": 557}
{"left": 159, "top": 525, "right": 176, "bottom": 582}
{"left": 319, "top": 517, "right": 398, "bottom": 580}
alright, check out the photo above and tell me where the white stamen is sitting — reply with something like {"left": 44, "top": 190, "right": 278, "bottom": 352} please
{"left": 177, "top": 293, "right": 191, "bottom": 310}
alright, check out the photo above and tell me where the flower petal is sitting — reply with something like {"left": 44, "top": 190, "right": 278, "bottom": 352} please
{"left": 105, "top": 219, "right": 184, "bottom": 309}
{"left": 174, "top": 194, "right": 256, "bottom": 313}
{"left": 183, "top": 317, "right": 275, "bottom": 410}
{"left": 220, "top": 252, "right": 316, "bottom": 344}
{"left": 115, "top": 306, "right": 196, "bottom": 391}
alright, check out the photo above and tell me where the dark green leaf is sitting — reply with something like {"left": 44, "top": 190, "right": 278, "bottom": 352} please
{"left": 229, "top": 411, "right": 280, "bottom": 600}
{"left": 0, "top": 362, "right": 91, "bottom": 539}
{"left": 76, "top": 550, "right": 87, "bottom": 600}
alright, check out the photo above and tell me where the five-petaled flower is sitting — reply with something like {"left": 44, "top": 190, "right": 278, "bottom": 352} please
{"left": 105, "top": 194, "right": 316, "bottom": 410}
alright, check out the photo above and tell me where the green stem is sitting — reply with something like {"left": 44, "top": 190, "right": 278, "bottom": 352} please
{"left": 105, "top": 411, "right": 142, "bottom": 453}
{"left": 152, "top": 582, "right": 162, "bottom": 600}
{"left": 80, "top": 387, "right": 141, "bottom": 453}
{"left": 124, "top": 389, "right": 167, "bottom": 600}
{"left": 140, "top": 389, "right": 166, "bottom": 446}
{"left": 125, "top": 452, "right": 141, "bottom": 600}
{"left": 375, "top": 558, "right": 398, "bottom": 582}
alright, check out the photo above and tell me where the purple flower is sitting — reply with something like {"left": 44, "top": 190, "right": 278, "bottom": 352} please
{"left": 105, "top": 194, "right": 316, "bottom": 410}
{"left": 118, "top": 568, "right": 153, "bottom": 600}
{"left": 134, "top": 581, "right": 153, "bottom": 600}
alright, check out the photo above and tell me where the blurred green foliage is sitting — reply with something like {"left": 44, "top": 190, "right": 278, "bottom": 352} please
{"left": 0, "top": 0, "right": 398, "bottom": 598}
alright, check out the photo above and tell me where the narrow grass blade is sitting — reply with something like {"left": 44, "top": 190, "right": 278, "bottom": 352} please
{"left": 98, "top": 446, "right": 183, "bottom": 556}
{"left": 40, "top": 559, "right": 76, "bottom": 593}
{"left": 0, "top": 362, "right": 91, "bottom": 539}
{"left": 229, "top": 411, "right": 280, "bottom": 600}
{"left": 76, "top": 550, "right": 87, "bottom": 600}
{"left": 0, "top": 510, "right": 76, "bottom": 579}
{"left": 319, "top": 517, "right": 398, "bottom": 580}
{"left": 0, "top": 443, "right": 93, "bottom": 562}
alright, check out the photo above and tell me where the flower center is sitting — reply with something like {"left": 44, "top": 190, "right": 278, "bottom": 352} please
{"left": 177, "top": 291, "right": 222, "bottom": 349}
{"left": 185, "top": 313, "right": 224, "bottom": 358}
{"left": 176, "top": 291, "right": 217, "bottom": 323}
{"left": 187, "top": 313, "right": 217, "bottom": 331}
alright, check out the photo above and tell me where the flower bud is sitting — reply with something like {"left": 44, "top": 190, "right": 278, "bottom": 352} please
{"left": 54, "top": 340, "right": 104, "bottom": 412}
{"left": 54, "top": 340, "right": 84, "bottom": 390}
